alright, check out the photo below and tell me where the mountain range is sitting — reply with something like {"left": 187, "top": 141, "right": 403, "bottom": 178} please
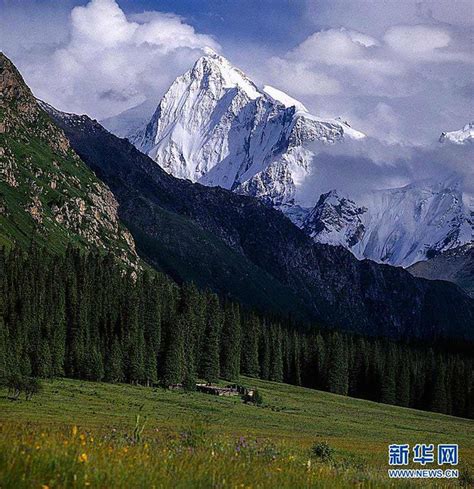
{"left": 2, "top": 51, "right": 473, "bottom": 340}
{"left": 302, "top": 180, "right": 472, "bottom": 267}
{"left": 105, "top": 51, "right": 472, "bottom": 269}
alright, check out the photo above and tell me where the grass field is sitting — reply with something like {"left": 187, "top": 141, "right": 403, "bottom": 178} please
{"left": 0, "top": 377, "right": 472, "bottom": 488}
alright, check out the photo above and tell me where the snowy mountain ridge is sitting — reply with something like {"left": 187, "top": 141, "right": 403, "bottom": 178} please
{"left": 128, "top": 50, "right": 365, "bottom": 206}
{"left": 302, "top": 179, "right": 472, "bottom": 267}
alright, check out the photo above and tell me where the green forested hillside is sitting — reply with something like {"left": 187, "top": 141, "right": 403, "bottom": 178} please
{"left": 1, "top": 246, "right": 472, "bottom": 418}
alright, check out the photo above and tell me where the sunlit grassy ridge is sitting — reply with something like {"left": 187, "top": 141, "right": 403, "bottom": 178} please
{"left": 0, "top": 377, "right": 472, "bottom": 488}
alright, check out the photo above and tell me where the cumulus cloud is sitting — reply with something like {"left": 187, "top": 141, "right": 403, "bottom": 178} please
{"left": 265, "top": 3, "right": 473, "bottom": 144}
{"left": 3, "top": 0, "right": 219, "bottom": 119}
{"left": 267, "top": 57, "right": 341, "bottom": 96}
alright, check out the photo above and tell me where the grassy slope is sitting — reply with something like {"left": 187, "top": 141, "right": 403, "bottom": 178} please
{"left": 1, "top": 377, "right": 472, "bottom": 487}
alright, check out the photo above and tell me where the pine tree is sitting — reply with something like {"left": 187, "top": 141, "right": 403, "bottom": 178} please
{"left": 200, "top": 294, "right": 222, "bottom": 383}
{"left": 126, "top": 285, "right": 145, "bottom": 384}
{"left": 220, "top": 304, "right": 241, "bottom": 381}
{"left": 37, "top": 339, "right": 52, "bottom": 378}
{"left": 162, "top": 317, "right": 185, "bottom": 386}
{"left": 142, "top": 274, "right": 161, "bottom": 386}
{"left": 396, "top": 357, "right": 411, "bottom": 407}
{"left": 106, "top": 337, "right": 124, "bottom": 382}
{"left": 380, "top": 344, "right": 397, "bottom": 405}
{"left": 327, "top": 333, "right": 349, "bottom": 396}
{"left": 291, "top": 331, "right": 302, "bottom": 386}
{"left": 314, "top": 333, "right": 326, "bottom": 389}
{"left": 259, "top": 323, "right": 271, "bottom": 380}
{"left": 270, "top": 325, "right": 283, "bottom": 382}
{"left": 431, "top": 356, "right": 448, "bottom": 414}
{"left": 241, "top": 314, "right": 260, "bottom": 377}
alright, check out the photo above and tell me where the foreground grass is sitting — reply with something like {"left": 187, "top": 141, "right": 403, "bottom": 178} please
{"left": 0, "top": 377, "right": 472, "bottom": 488}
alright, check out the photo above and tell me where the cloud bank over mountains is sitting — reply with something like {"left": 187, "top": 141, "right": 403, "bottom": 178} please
{"left": 0, "top": 0, "right": 472, "bottom": 144}
{"left": 0, "top": 0, "right": 219, "bottom": 119}
{"left": 297, "top": 137, "right": 474, "bottom": 208}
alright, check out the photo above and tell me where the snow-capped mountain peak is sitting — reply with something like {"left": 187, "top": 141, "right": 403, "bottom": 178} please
{"left": 191, "top": 49, "right": 262, "bottom": 100}
{"left": 128, "top": 52, "right": 365, "bottom": 203}
{"left": 439, "top": 122, "right": 473, "bottom": 144}
{"left": 303, "top": 190, "right": 367, "bottom": 248}
{"left": 109, "top": 52, "right": 469, "bottom": 269}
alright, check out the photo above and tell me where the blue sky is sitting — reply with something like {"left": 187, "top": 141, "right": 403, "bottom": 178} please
{"left": 0, "top": 0, "right": 472, "bottom": 144}
{"left": 120, "top": 0, "right": 311, "bottom": 50}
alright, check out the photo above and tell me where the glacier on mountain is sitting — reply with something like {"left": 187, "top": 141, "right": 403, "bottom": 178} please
{"left": 302, "top": 180, "right": 472, "bottom": 267}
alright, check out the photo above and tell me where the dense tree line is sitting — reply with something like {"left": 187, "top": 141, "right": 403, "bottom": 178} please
{"left": 0, "top": 246, "right": 473, "bottom": 418}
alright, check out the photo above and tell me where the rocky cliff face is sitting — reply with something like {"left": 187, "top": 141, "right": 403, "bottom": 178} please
{"left": 0, "top": 53, "right": 138, "bottom": 265}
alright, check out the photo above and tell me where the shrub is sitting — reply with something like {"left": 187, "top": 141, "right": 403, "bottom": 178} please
{"left": 6, "top": 374, "right": 24, "bottom": 400}
{"left": 6, "top": 375, "right": 42, "bottom": 400}
{"left": 244, "top": 389, "right": 263, "bottom": 405}
{"left": 252, "top": 389, "right": 263, "bottom": 405}
{"left": 311, "top": 441, "right": 335, "bottom": 462}
{"left": 24, "top": 377, "right": 43, "bottom": 400}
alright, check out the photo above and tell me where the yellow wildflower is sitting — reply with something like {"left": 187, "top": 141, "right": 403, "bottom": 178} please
{"left": 41, "top": 485, "right": 49, "bottom": 489}
{"left": 78, "top": 453, "right": 88, "bottom": 463}
{"left": 72, "top": 426, "right": 78, "bottom": 437}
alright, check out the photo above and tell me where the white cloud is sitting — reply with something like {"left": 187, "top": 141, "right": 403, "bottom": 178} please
{"left": 16, "top": 0, "right": 219, "bottom": 119}
{"left": 265, "top": 21, "right": 473, "bottom": 144}
{"left": 384, "top": 25, "right": 456, "bottom": 62}
{"left": 290, "top": 28, "right": 379, "bottom": 66}
{"left": 268, "top": 57, "right": 341, "bottom": 96}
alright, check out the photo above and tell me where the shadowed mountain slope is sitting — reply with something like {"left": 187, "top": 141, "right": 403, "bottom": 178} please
{"left": 43, "top": 103, "right": 474, "bottom": 341}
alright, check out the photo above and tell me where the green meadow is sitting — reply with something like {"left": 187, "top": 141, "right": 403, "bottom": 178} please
{"left": 0, "top": 377, "right": 472, "bottom": 488}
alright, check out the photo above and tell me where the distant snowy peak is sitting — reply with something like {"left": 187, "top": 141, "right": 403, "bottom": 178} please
{"left": 101, "top": 99, "right": 157, "bottom": 139}
{"left": 303, "top": 190, "right": 367, "bottom": 248}
{"left": 128, "top": 51, "right": 365, "bottom": 204}
{"left": 439, "top": 122, "right": 474, "bottom": 144}
{"left": 302, "top": 180, "right": 473, "bottom": 267}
